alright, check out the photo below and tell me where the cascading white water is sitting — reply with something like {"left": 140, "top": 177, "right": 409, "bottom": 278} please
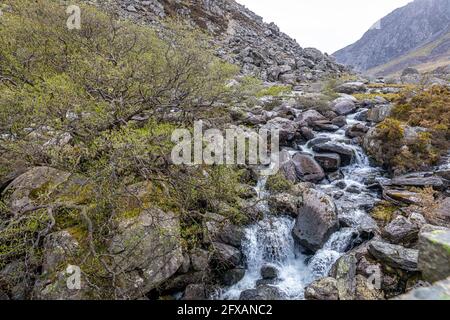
{"left": 220, "top": 108, "right": 384, "bottom": 300}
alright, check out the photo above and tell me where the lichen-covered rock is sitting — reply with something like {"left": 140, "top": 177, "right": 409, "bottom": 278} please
{"left": 418, "top": 229, "right": 450, "bottom": 283}
{"left": 190, "top": 249, "right": 210, "bottom": 272}
{"left": 330, "top": 253, "right": 357, "bottom": 300}
{"left": 366, "top": 104, "right": 393, "bottom": 123}
{"left": 368, "top": 241, "right": 419, "bottom": 272}
{"left": 354, "top": 275, "right": 385, "bottom": 300}
{"left": 292, "top": 188, "right": 339, "bottom": 252}
{"left": 2, "top": 167, "right": 71, "bottom": 214}
{"left": 304, "top": 277, "right": 339, "bottom": 300}
{"left": 268, "top": 192, "right": 302, "bottom": 217}
{"left": 335, "top": 82, "right": 367, "bottom": 94}
{"left": 109, "top": 208, "right": 183, "bottom": 299}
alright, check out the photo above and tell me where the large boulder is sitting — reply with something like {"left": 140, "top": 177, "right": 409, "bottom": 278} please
{"left": 222, "top": 268, "right": 246, "bottom": 286}
{"left": 2, "top": 167, "right": 71, "bottom": 214}
{"left": 262, "top": 117, "right": 299, "bottom": 146}
{"left": 368, "top": 241, "right": 419, "bottom": 272}
{"left": 354, "top": 275, "right": 385, "bottom": 300}
{"left": 304, "top": 277, "right": 339, "bottom": 300}
{"left": 292, "top": 188, "right": 339, "bottom": 252}
{"left": 182, "top": 284, "right": 207, "bottom": 300}
{"left": 335, "top": 82, "right": 367, "bottom": 94}
{"left": 332, "top": 99, "right": 356, "bottom": 116}
{"left": 109, "top": 208, "right": 183, "bottom": 299}
{"left": 297, "top": 110, "right": 326, "bottom": 127}
{"left": 418, "top": 229, "right": 450, "bottom": 283}
{"left": 346, "top": 123, "right": 369, "bottom": 138}
{"left": 211, "top": 242, "right": 242, "bottom": 269}
{"left": 366, "top": 105, "right": 393, "bottom": 123}
{"left": 292, "top": 153, "right": 325, "bottom": 183}
{"left": 314, "top": 153, "right": 341, "bottom": 172}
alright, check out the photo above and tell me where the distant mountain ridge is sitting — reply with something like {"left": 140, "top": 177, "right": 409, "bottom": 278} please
{"left": 333, "top": 0, "right": 450, "bottom": 75}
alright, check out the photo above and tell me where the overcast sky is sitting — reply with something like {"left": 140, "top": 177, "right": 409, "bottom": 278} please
{"left": 236, "top": 0, "right": 413, "bottom": 54}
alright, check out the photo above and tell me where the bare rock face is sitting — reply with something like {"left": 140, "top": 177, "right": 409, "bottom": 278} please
{"left": 94, "top": 0, "right": 346, "bottom": 84}
{"left": 292, "top": 188, "right": 339, "bottom": 252}
{"left": 109, "top": 208, "right": 183, "bottom": 299}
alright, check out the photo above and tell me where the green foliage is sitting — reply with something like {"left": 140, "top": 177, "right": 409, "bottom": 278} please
{"left": 256, "top": 85, "right": 292, "bottom": 98}
{"left": 266, "top": 172, "right": 293, "bottom": 194}
{"left": 374, "top": 85, "right": 450, "bottom": 173}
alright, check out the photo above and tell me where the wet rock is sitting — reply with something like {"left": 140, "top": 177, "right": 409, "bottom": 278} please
{"left": 311, "top": 120, "right": 340, "bottom": 132}
{"left": 240, "top": 285, "right": 284, "bottom": 300}
{"left": 368, "top": 241, "right": 419, "bottom": 272}
{"left": 346, "top": 185, "right": 361, "bottom": 194}
{"left": 346, "top": 123, "right": 369, "bottom": 138}
{"left": 179, "top": 254, "right": 191, "bottom": 274}
{"left": 395, "top": 277, "right": 450, "bottom": 300}
{"left": 382, "top": 216, "right": 419, "bottom": 245}
{"left": 335, "top": 82, "right": 367, "bottom": 94}
{"left": 211, "top": 242, "right": 242, "bottom": 269}
{"left": 109, "top": 208, "right": 183, "bottom": 299}
{"left": 300, "top": 127, "right": 315, "bottom": 140}
{"left": 418, "top": 229, "right": 450, "bottom": 283}
{"left": 159, "top": 271, "right": 209, "bottom": 294}
{"left": 306, "top": 137, "right": 332, "bottom": 148}
{"left": 314, "top": 153, "right": 341, "bottom": 172}
{"left": 312, "top": 143, "right": 354, "bottom": 166}
{"left": 332, "top": 116, "right": 347, "bottom": 128}
{"left": 304, "top": 277, "right": 339, "bottom": 300}
{"left": 222, "top": 268, "right": 246, "bottom": 286}
{"left": 292, "top": 153, "right": 325, "bottom": 183}
{"left": 260, "top": 265, "right": 278, "bottom": 280}
{"left": 292, "top": 189, "right": 339, "bottom": 252}
{"left": 182, "top": 284, "right": 206, "bottom": 300}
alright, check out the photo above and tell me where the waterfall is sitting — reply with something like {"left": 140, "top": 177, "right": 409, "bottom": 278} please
{"left": 220, "top": 107, "right": 384, "bottom": 300}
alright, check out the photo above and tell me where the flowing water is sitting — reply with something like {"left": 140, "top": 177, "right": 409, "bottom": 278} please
{"left": 220, "top": 109, "right": 386, "bottom": 300}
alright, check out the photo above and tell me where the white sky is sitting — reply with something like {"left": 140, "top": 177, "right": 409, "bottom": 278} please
{"left": 236, "top": 0, "right": 414, "bottom": 54}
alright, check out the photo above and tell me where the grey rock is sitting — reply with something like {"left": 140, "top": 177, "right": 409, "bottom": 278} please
{"left": 182, "top": 284, "right": 206, "bottom": 300}
{"left": 330, "top": 253, "right": 357, "bottom": 300}
{"left": 260, "top": 265, "right": 278, "bottom": 280}
{"left": 292, "top": 188, "right": 339, "bottom": 252}
{"left": 333, "top": 100, "right": 357, "bottom": 116}
{"left": 314, "top": 153, "right": 341, "bottom": 172}
{"left": 368, "top": 241, "right": 419, "bottom": 272}
{"left": 222, "top": 268, "right": 245, "bottom": 286}
{"left": 212, "top": 242, "right": 242, "bottom": 269}
{"left": 335, "top": 82, "right": 367, "bottom": 94}
{"left": 418, "top": 229, "right": 450, "bottom": 283}
{"left": 190, "top": 249, "right": 210, "bottom": 272}
{"left": 240, "top": 285, "right": 284, "bottom": 300}
{"left": 292, "top": 153, "right": 325, "bottom": 183}
{"left": 268, "top": 192, "right": 302, "bottom": 218}
{"left": 304, "top": 277, "right": 339, "bottom": 300}
{"left": 382, "top": 215, "right": 419, "bottom": 245}
{"left": 312, "top": 143, "right": 354, "bottom": 166}
{"left": 395, "top": 277, "right": 450, "bottom": 300}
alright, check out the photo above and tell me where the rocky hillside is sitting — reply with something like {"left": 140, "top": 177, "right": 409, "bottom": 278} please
{"left": 93, "top": 0, "right": 346, "bottom": 84}
{"left": 333, "top": 0, "right": 450, "bottom": 74}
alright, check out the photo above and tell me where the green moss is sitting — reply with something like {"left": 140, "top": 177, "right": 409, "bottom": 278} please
{"left": 371, "top": 202, "right": 398, "bottom": 223}
{"left": 256, "top": 85, "right": 292, "bottom": 98}
{"left": 266, "top": 173, "right": 293, "bottom": 194}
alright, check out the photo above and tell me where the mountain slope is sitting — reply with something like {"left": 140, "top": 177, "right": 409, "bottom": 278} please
{"left": 93, "top": 0, "right": 346, "bottom": 84}
{"left": 333, "top": 0, "right": 450, "bottom": 73}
